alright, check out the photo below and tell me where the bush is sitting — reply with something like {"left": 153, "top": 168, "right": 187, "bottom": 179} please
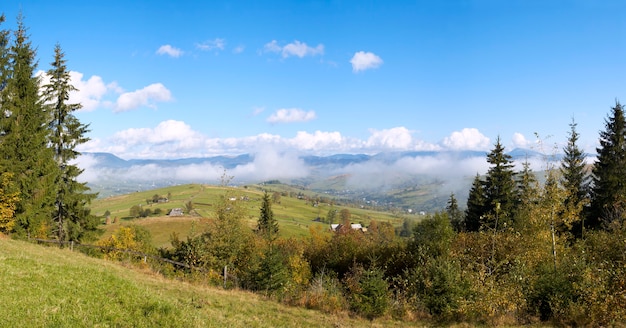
{"left": 345, "top": 265, "right": 390, "bottom": 320}
{"left": 409, "top": 258, "right": 470, "bottom": 320}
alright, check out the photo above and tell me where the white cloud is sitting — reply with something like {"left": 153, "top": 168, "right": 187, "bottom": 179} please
{"left": 156, "top": 44, "right": 183, "bottom": 58}
{"left": 232, "top": 148, "right": 309, "bottom": 181}
{"left": 263, "top": 40, "right": 324, "bottom": 58}
{"left": 112, "top": 120, "right": 203, "bottom": 149}
{"left": 114, "top": 83, "right": 173, "bottom": 112}
{"left": 442, "top": 128, "right": 490, "bottom": 150}
{"left": 196, "top": 38, "right": 225, "bottom": 51}
{"left": 267, "top": 108, "right": 316, "bottom": 123}
{"left": 366, "top": 127, "right": 414, "bottom": 149}
{"left": 290, "top": 131, "right": 348, "bottom": 150}
{"left": 350, "top": 51, "right": 383, "bottom": 72}
{"left": 512, "top": 132, "right": 531, "bottom": 149}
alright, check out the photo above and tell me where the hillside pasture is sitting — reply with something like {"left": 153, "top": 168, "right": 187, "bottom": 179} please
{"left": 92, "top": 183, "right": 405, "bottom": 248}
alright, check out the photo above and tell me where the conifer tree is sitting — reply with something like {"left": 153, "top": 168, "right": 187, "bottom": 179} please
{"left": 43, "top": 44, "right": 99, "bottom": 242}
{"left": 560, "top": 119, "right": 588, "bottom": 235}
{"left": 514, "top": 160, "right": 540, "bottom": 231}
{"left": 483, "top": 137, "right": 517, "bottom": 230}
{"left": 589, "top": 101, "right": 626, "bottom": 229}
{"left": 0, "top": 14, "right": 9, "bottom": 92}
{"left": 257, "top": 191, "right": 279, "bottom": 241}
{"left": 464, "top": 174, "right": 485, "bottom": 232}
{"left": 446, "top": 193, "right": 463, "bottom": 232}
{"left": 0, "top": 15, "right": 58, "bottom": 237}
{"left": 465, "top": 138, "right": 517, "bottom": 231}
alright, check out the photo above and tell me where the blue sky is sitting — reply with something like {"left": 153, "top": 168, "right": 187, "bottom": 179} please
{"left": 5, "top": 1, "right": 626, "bottom": 160}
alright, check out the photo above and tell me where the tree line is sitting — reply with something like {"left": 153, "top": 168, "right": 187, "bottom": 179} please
{"left": 0, "top": 14, "right": 99, "bottom": 242}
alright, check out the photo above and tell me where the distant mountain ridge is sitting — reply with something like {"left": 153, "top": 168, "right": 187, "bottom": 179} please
{"left": 82, "top": 148, "right": 562, "bottom": 210}
{"left": 84, "top": 148, "right": 547, "bottom": 170}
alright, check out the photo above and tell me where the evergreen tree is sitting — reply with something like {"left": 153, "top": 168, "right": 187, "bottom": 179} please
{"left": 0, "top": 14, "right": 9, "bottom": 92}
{"left": 464, "top": 173, "right": 485, "bottom": 232}
{"left": 560, "top": 119, "right": 588, "bottom": 235}
{"left": 589, "top": 101, "right": 626, "bottom": 229}
{"left": 257, "top": 191, "right": 278, "bottom": 241}
{"left": 0, "top": 15, "right": 58, "bottom": 238}
{"left": 483, "top": 137, "right": 517, "bottom": 230}
{"left": 445, "top": 193, "right": 463, "bottom": 232}
{"left": 43, "top": 44, "right": 99, "bottom": 242}
{"left": 514, "top": 160, "right": 540, "bottom": 231}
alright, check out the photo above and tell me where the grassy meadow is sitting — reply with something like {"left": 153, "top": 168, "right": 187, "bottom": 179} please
{"left": 91, "top": 183, "right": 407, "bottom": 248}
{"left": 0, "top": 236, "right": 424, "bottom": 327}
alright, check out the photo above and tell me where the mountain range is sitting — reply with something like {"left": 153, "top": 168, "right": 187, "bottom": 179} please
{"left": 80, "top": 148, "right": 554, "bottom": 212}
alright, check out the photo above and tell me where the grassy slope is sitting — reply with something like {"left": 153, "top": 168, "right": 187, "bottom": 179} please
{"left": 0, "top": 237, "right": 419, "bottom": 327}
{"left": 92, "top": 184, "right": 405, "bottom": 248}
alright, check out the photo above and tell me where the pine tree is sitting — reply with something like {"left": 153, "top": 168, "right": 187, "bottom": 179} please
{"left": 0, "top": 15, "right": 58, "bottom": 238}
{"left": 0, "top": 14, "right": 9, "bottom": 92}
{"left": 514, "top": 160, "right": 540, "bottom": 232}
{"left": 464, "top": 173, "right": 486, "bottom": 232}
{"left": 589, "top": 101, "right": 626, "bottom": 229}
{"left": 43, "top": 44, "right": 99, "bottom": 242}
{"left": 446, "top": 193, "right": 463, "bottom": 232}
{"left": 560, "top": 118, "right": 588, "bottom": 235}
{"left": 483, "top": 136, "right": 517, "bottom": 230}
{"left": 257, "top": 191, "right": 279, "bottom": 241}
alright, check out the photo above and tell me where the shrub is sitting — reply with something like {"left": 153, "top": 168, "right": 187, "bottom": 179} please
{"left": 345, "top": 265, "right": 390, "bottom": 320}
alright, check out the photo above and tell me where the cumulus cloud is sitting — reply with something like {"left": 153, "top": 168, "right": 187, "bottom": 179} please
{"left": 290, "top": 131, "right": 349, "bottom": 150}
{"left": 196, "top": 38, "right": 225, "bottom": 51}
{"left": 114, "top": 83, "right": 172, "bottom": 112}
{"left": 110, "top": 120, "right": 204, "bottom": 157}
{"left": 350, "top": 51, "right": 383, "bottom": 72}
{"left": 263, "top": 40, "right": 324, "bottom": 58}
{"left": 267, "top": 108, "right": 316, "bottom": 123}
{"left": 156, "top": 44, "right": 183, "bottom": 58}
{"left": 366, "top": 127, "right": 414, "bottom": 149}
{"left": 442, "top": 128, "right": 490, "bottom": 150}
{"left": 512, "top": 132, "right": 531, "bottom": 149}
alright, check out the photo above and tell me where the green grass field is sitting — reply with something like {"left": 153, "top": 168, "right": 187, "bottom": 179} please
{"left": 0, "top": 236, "right": 422, "bottom": 327}
{"left": 92, "top": 183, "right": 406, "bottom": 248}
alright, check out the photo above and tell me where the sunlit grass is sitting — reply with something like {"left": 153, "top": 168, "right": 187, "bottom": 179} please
{"left": 93, "top": 183, "right": 405, "bottom": 247}
{"left": 0, "top": 237, "right": 422, "bottom": 327}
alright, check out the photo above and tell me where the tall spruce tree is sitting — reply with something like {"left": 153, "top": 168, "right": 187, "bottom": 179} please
{"left": 465, "top": 137, "right": 517, "bottom": 232}
{"left": 560, "top": 119, "right": 588, "bottom": 235}
{"left": 0, "top": 14, "right": 9, "bottom": 92}
{"left": 0, "top": 15, "right": 58, "bottom": 238}
{"left": 464, "top": 173, "right": 486, "bottom": 232}
{"left": 446, "top": 193, "right": 463, "bottom": 232}
{"left": 483, "top": 137, "right": 517, "bottom": 230}
{"left": 514, "top": 160, "right": 540, "bottom": 232}
{"left": 43, "top": 44, "right": 99, "bottom": 242}
{"left": 589, "top": 101, "right": 626, "bottom": 229}
{"left": 257, "top": 191, "right": 279, "bottom": 241}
